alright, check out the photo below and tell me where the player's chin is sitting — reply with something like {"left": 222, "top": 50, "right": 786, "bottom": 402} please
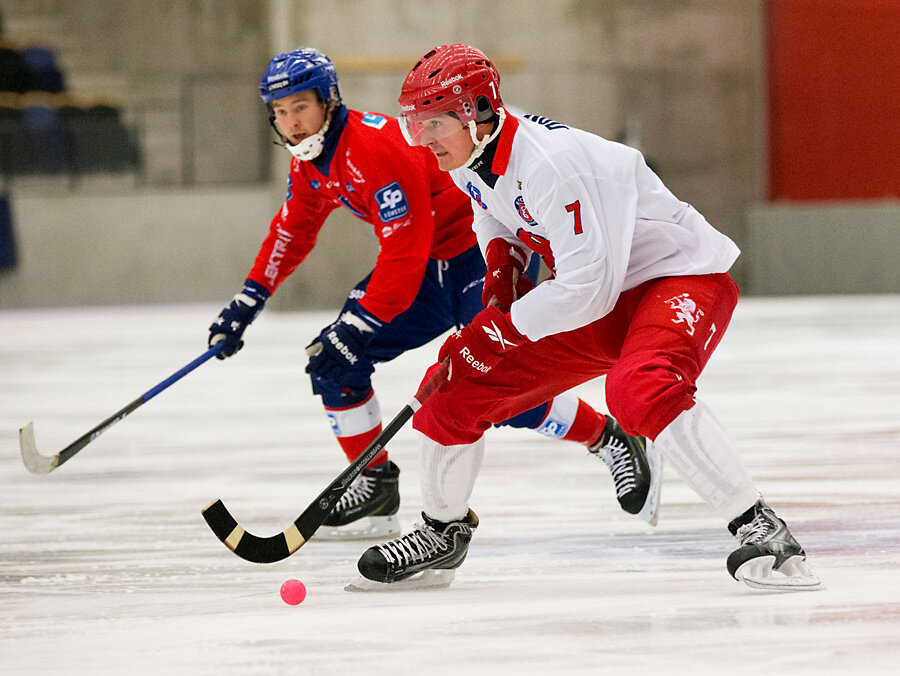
{"left": 435, "top": 153, "right": 462, "bottom": 171}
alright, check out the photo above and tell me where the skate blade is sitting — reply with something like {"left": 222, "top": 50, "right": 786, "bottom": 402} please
{"left": 344, "top": 569, "right": 456, "bottom": 592}
{"left": 735, "top": 555, "right": 824, "bottom": 592}
{"left": 313, "top": 515, "right": 401, "bottom": 542}
{"left": 638, "top": 443, "right": 663, "bottom": 527}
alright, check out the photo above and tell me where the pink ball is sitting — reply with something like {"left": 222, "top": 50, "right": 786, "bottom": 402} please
{"left": 280, "top": 579, "right": 307, "bottom": 605}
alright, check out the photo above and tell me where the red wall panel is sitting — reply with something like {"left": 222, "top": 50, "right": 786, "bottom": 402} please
{"left": 768, "top": 0, "right": 900, "bottom": 200}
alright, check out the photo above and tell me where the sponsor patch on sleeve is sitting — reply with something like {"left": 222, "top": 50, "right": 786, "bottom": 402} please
{"left": 374, "top": 181, "right": 409, "bottom": 222}
{"left": 361, "top": 113, "right": 388, "bottom": 129}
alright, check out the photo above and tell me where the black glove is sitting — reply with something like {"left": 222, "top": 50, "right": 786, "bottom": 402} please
{"left": 208, "top": 280, "right": 270, "bottom": 359}
{"left": 306, "top": 303, "right": 382, "bottom": 382}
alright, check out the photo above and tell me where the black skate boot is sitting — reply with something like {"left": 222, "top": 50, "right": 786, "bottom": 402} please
{"left": 345, "top": 509, "right": 479, "bottom": 591}
{"left": 589, "top": 416, "right": 662, "bottom": 526}
{"left": 727, "top": 500, "right": 822, "bottom": 591}
{"left": 316, "top": 460, "right": 401, "bottom": 541}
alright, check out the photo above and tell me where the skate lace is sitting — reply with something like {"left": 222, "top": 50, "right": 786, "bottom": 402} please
{"left": 595, "top": 438, "right": 636, "bottom": 498}
{"left": 333, "top": 474, "right": 376, "bottom": 513}
{"left": 375, "top": 523, "right": 448, "bottom": 567}
{"left": 735, "top": 518, "right": 773, "bottom": 545}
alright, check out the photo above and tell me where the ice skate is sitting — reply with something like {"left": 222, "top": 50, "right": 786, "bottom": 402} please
{"left": 315, "top": 460, "right": 401, "bottom": 541}
{"left": 589, "top": 416, "right": 662, "bottom": 526}
{"left": 727, "top": 500, "right": 823, "bottom": 591}
{"left": 345, "top": 509, "right": 478, "bottom": 591}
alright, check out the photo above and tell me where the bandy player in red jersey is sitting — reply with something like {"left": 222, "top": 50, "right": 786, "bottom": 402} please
{"left": 207, "top": 47, "right": 661, "bottom": 540}
{"left": 349, "top": 44, "right": 822, "bottom": 592}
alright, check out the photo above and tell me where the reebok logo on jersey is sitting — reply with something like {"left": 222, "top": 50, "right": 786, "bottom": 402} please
{"left": 346, "top": 156, "right": 366, "bottom": 183}
{"left": 481, "top": 321, "right": 518, "bottom": 350}
{"left": 459, "top": 346, "right": 491, "bottom": 373}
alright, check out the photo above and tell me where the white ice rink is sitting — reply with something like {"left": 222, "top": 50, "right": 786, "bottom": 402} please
{"left": 2, "top": 295, "right": 899, "bottom": 675}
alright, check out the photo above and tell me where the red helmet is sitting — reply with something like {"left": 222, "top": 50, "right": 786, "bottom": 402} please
{"left": 399, "top": 44, "right": 502, "bottom": 146}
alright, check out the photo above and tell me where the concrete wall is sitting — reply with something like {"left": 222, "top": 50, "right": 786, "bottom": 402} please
{"left": 0, "top": 185, "right": 376, "bottom": 310}
{"left": 745, "top": 201, "right": 900, "bottom": 295}
{"left": 5, "top": 188, "right": 895, "bottom": 311}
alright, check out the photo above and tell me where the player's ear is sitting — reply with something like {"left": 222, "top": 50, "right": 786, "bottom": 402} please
{"left": 475, "top": 120, "right": 495, "bottom": 142}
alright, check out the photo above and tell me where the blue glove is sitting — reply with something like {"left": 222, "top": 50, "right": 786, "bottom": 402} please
{"left": 306, "top": 303, "right": 382, "bottom": 383}
{"left": 208, "top": 280, "right": 270, "bottom": 359}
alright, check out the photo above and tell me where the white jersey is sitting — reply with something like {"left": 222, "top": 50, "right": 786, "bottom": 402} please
{"left": 450, "top": 113, "right": 740, "bottom": 341}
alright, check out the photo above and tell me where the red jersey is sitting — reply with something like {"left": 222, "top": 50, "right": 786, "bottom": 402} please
{"left": 248, "top": 107, "right": 476, "bottom": 322}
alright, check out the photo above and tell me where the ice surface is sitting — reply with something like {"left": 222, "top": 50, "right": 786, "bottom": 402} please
{"left": 2, "top": 296, "right": 899, "bottom": 675}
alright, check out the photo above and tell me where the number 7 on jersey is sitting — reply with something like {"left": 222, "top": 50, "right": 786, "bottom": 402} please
{"left": 565, "top": 200, "right": 583, "bottom": 234}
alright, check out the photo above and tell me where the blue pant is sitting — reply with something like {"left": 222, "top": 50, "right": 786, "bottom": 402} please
{"left": 312, "top": 245, "right": 548, "bottom": 428}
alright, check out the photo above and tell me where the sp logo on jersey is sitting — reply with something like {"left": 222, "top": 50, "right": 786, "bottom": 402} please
{"left": 515, "top": 196, "right": 537, "bottom": 226}
{"left": 467, "top": 182, "right": 488, "bottom": 210}
{"left": 375, "top": 182, "right": 409, "bottom": 222}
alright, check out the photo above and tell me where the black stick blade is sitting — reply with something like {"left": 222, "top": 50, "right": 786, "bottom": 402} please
{"left": 201, "top": 499, "right": 306, "bottom": 564}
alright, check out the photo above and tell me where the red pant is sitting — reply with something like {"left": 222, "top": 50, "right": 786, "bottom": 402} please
{"left": 413, "top": 273, "right": 739, "bottom": 444}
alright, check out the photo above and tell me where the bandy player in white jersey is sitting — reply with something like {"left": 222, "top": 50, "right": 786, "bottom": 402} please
{"left": 347, "top": 44, "right": 822, "bottom": 593}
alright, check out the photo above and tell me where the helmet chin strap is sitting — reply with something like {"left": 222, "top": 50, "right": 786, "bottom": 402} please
{"left": 285, "top": 107, "right": 333, "bottom": 161}
{"left": 464, "top": 107, "right": 507, "bottom": 168}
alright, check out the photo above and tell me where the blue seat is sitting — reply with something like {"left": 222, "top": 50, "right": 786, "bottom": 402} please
{"left": 0, "top": 101, "right": 33, "bottom": 175}
{"left": 0, "top": 46, "right": 28, "bottom": 93}
{"left": 60, "top": 102, "right": 137, "bottom": 173}
{"left": 20, "top": 46, "right": 65, "bottom": 93}
{"left": 0, "top": 193, "right": 16, "bottom": 270}
{"left": 22, "top": 103, "right": 69, "bottom": 172}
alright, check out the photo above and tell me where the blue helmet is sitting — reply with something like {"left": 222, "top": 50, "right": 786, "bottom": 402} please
{"left": 259, "top": 47, "right": 341, "bottom": 104}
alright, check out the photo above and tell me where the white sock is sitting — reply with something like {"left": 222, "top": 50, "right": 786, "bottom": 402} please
{"left": 533, "top": 392, "right": 579, "bottom": 439}
{"left": 654, "top": 400, "right": 760, "bottom": 522}
{"left": 324, "top": 392, "right": 381, "bottom": 438}
{"left": 419, "top": 433, "right": 485, "bottom": 523}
